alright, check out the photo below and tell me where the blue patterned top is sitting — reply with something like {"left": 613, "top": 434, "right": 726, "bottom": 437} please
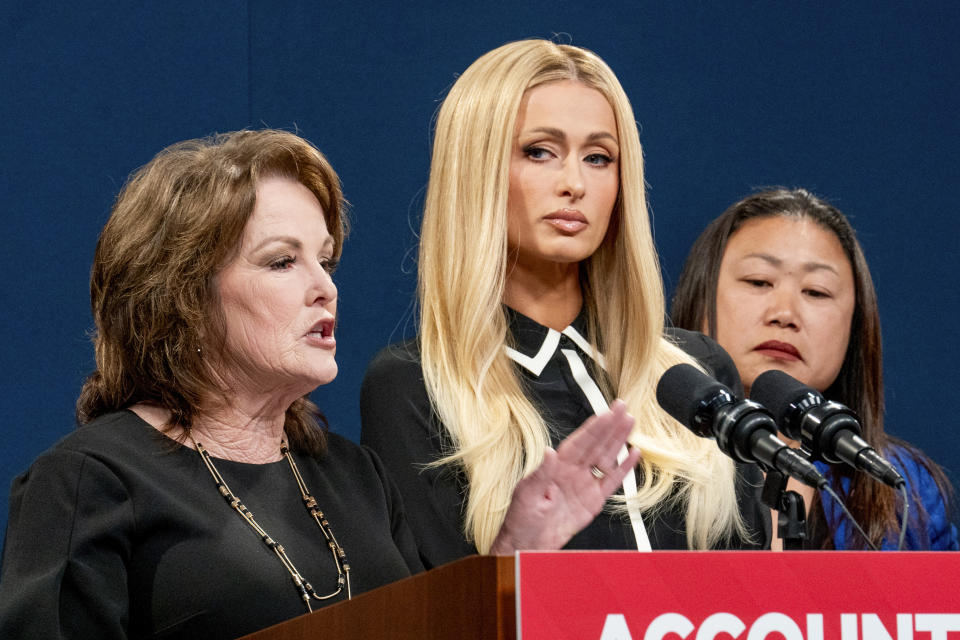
{"left": 816, "top": 446, "right": 958, "bottom": 550}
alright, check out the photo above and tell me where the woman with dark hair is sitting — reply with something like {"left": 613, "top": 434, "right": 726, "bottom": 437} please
{"left": 672, "top": 187, "right": 957, "bottom": 550}
{"left": 0, "top": 129, "right": 635, "bottom": 639}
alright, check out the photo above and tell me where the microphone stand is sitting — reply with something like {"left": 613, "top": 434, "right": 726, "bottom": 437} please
{"left": 761, "top": 469, "right": 806, "bottom": 550}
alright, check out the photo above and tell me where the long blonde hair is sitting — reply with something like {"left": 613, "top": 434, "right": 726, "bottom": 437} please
{"left": 418, "top": 40, "right": 746, "bottom": 551}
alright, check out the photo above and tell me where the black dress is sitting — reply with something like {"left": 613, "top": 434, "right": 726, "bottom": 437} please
{"left": 360, "top": 308, "right": 770, "bottom": 569}
{"left": 0, "top": 410, "right": 423, "bottom": 639}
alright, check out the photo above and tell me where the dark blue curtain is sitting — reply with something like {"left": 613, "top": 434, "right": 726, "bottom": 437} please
{"left": 2, "top": 1, "right": 958, "bottom": 539}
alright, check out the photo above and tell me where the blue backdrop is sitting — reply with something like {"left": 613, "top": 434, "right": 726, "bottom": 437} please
{"left": 2, "top": 1, "right": 958, "bottom": 542}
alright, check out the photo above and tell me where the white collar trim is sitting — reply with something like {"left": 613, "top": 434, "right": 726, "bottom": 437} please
{"left": 561, "top": 325, "right": 607, "bottom": 370}
{"left": 504, "top": 329, "right": 561, "bottom": 376}
{"left": 505, "top": 323, "right": 606, "bottom": 374}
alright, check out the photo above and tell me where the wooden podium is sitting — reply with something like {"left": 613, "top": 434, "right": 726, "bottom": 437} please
{"left": 240, "top": 551, "right": 960, "bottom": 639}
{"left": 240, "top": 555, "right": 516, "bottom": 640}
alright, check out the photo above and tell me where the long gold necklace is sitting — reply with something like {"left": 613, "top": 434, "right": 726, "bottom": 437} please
{"left": 189, "top": 434, "right": 352, "bottom": 611}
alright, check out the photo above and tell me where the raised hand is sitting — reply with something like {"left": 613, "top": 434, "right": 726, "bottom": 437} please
{"left": 489, "top": 400, "right": 641, "bottom": 554}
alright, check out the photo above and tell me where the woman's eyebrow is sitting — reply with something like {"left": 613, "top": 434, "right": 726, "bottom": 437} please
{"left": 251, "top": 236, "right": 302, "bottom": 253}
{"left": 741, "top": 252, "right": 839, "bottom": 275}
{"left": 522, "top": 127, "right": 618, "bottom": 145}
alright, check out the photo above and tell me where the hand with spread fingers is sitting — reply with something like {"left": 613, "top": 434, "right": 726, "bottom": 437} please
{"left": 490, "top": 400, "right": 641, "bottom": 554}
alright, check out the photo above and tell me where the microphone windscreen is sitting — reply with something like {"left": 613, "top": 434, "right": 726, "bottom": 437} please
{"left": 750, "top": 369, "right": 816, "bottom": 426}
{"left": 656, "top": 363, "right": 728, "bottom": 434}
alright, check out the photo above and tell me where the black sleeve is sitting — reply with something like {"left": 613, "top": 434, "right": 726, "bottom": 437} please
{"left": 667, "top": 327, "right": 746, "bottom": 399}
{"left": 732, "top": 461, "right": 772, "bottom": 549}
{"left": 0, "top": 450, "right": 133, "bottom": 639}
{"left": 360, "top": 344, "right": 477, "bottom": 569}
{"left": 667, "top": 328, "right": 771, "bottom": 549}
{"left": 360, "top": 444, "right": 426, "bottom": 575}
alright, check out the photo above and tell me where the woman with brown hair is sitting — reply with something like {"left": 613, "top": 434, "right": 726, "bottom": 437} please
{"left": 0, "top": 129, "right": 633, "bottom": 639}
{"left": 671, "top": 187, "right": 957, "bottom": 550}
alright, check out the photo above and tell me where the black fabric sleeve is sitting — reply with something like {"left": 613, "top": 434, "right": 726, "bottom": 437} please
{"left": 667, "top": 327, "right": 746, "bottom": 399}
{"left": 360, "top": 344, "right": 477, "bottom": 569}
{"left": 0, "top": 450, "right": 133, "bottom": 639}
{"left": 360, "top": 444, "right": 426, "bottom": 574}
{"left": 667, "top": 328, "right": 771, "bottom": 549}
{"left": 733, "top": 461, "right": 771, "bottom": 549}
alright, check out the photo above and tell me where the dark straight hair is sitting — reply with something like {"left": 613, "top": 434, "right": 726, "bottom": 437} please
{"left": 671, "top": 187, "right": 952, "bottom": 548}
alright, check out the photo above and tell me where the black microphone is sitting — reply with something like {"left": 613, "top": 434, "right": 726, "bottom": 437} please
{"left": 750, "top": 369, "right": 905, "bottom": 489}
{"left": 656, "top": 364, "right": 826, "bottom": 488}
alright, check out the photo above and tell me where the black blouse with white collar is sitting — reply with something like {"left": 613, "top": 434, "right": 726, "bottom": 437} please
{"left": 360, "top": 308, "right": 769, "bottom": 570}
{"left": 504, "top": 307, "right": 604, "bottom": 446}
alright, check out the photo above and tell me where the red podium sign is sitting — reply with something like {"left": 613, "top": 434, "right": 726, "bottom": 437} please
{"left": 516, "top": 551, "right": 960, "bottom": 640}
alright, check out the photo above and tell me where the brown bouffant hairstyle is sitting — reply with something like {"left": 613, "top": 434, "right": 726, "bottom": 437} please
{"left": 671, "top": 187, "right": 952, "bottom": 548}
{"left": 76, "top": 129, "right": 346, "bottom": 455}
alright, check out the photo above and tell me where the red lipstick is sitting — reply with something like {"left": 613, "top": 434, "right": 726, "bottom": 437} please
{"left": 753, "top": 340, "right": 802, "bottom": 362}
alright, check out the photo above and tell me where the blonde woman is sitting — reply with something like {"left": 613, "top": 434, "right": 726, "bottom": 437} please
{"left": 361, "top": 40, "right": 769, "bottom": 569}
